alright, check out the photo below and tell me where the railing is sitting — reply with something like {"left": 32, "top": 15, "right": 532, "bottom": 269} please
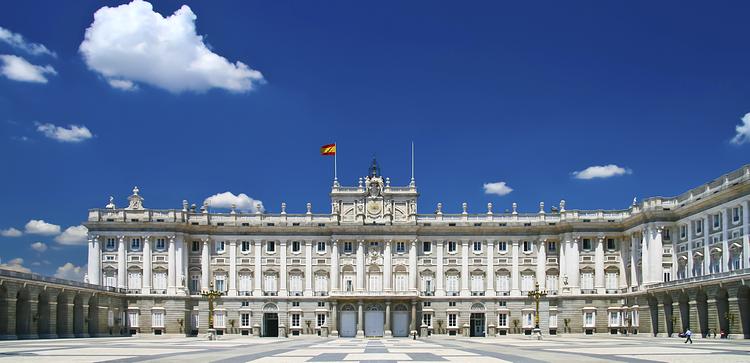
{"left": 330, "top": 290, "right": 418, "bottom": 297}
{"left": 0, "top": 268, "right": 126, "bottom": 293}
{"left": 647, "top": 268, "right": 750, "bottom": 289}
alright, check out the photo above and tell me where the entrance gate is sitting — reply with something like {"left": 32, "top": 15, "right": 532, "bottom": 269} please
{"left": 339, "top": 304, "right": 357, "bottom": 337}
{"left": 470, "top": 313, "right": 485, "bottom": 337}
{"left": 364, "top": 304, "right": 384, "bottom": 337}
{"left": 392, "top": 304, "right": 409, "bottom": 337}
{"left": 263, "top": 313, "right": 278, "bottom": 337}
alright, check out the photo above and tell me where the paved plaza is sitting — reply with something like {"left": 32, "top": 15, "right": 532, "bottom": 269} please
{"left": 0, "top": 336, "right": 748, "bottom": 363}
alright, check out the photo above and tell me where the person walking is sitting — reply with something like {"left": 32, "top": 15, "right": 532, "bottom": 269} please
{"left": 684, "top": 328, "right": 693, "bottom": 344}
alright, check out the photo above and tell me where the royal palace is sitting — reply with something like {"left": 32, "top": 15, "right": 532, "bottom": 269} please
{"left": 2, "top": 161, "right": 750, "bottom": 340}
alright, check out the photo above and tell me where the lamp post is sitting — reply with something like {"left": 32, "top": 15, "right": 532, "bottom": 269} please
{"left": 527, "top": 282, "right": 547, "bottom": 339}
{"left": 201, "top": 282, "right": 222, "bottom": 339}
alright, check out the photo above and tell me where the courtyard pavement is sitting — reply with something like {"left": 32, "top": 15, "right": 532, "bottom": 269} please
{"left": 0, "top": 335, "right": 748, "bottom": 363}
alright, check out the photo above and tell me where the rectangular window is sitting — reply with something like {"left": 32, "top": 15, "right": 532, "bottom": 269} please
{"left": 423, "top": 241, "right": 431, "bottom": 252}
{"left": 581, "top": 273, "right": 594, "bottom": 290}
{"left": 290, "top": 275, "right": 303, "bottom": 293}
{"left": 214, "top": 311, "right": 225, "bottom": 329}
{"left": 733, "top": 207, "right": 741, "bottom": 222}
{"left": 192, "top": 241, "right": 200, "bottom": 252}
{"left": 473, "top": 241, "right": 482, "bottom": 252}
{"left": 449, "top": 301, "right": 456, "bottom": 307}
{"left": 713, "top": 213, "right": 721, "bottom": 229}
{"left": 343, "top": 241, "right": 352, "bottom": 253}
{"left": 291, "top": 314, "right": 300, "bottom": 327}
{"left": 241, "top": 301, "right": 250, "bottom": 307}
{"left": 292, "top": 241, "right": 301, "bottom": 252}
{"left": 470, "top": 275, "right": 484, "bottom": 292}
{"left": 582, "top": 238, "right": 592, "bottom": 251}
{"left": 663, "top": 268, "right": 671, "bottom": 282}
{"left": 241, "top": 313, "right": 250, "bottom": 327}
{"left": 318, "top": 301, "right": 326, "bottom": 307}
{"left": 131, "top": 238, "right": 141, "bottom": 251}
{"left": 152, "top": 311, "right": 165, "bottom": 328}
{"left": 606, "top": 239, "right": 615, "bottom": 250}
{"left": 128, "top": 272, "right": 142, "bottom": 290}
{"left": 317, "top": 241, "right": 326, "bottom": 252}
{"left": 549, "top": 314, "right": 558, "bottom": 328}
{"left": 267, "top": 241, "right": 275, "bottom": 253}
{"left": 192, "top": 311, "right": 200, "bottom": 330}
{"left": 497, "top": 275, "right": 510, "bottom": 292}
{"left": 216, "top": 241, "right": 225, "bottom": 253}
{"left": 422, "top": 313, "right": 432, "bottom": 327}
{"left": 498, "top": 241, "right": 507, "bottom": 252}
{"left": 317, "top": 313, "right": 326, "bottom": 327}
{"left": 448, "top": 314, "right": 457, "bottom": 327}
{"left": 523, "top": 241, "right": 531, "bottom": 252}
{"left": 423, "top": 301, "right": 431, "bottom": 307}
{"left": 239, "top": 274, "right": 252, "bottom": 294}
{"left": 547, "top": 241, "right": 556, "bottom": 252}
{"left": 396, "top": 241, "right": 405, "bottom": 253}
{"left": 153, "top": 272, "right": 167, "bottom": 290}
{"left": 696, "top": 220, "right": 703, "bottom": 234}
{"left": 155, "top": 238, "right": 166, "bottom": 250}
{"left": 584, "top": 312, "right": 594, "bottom": 327}
{"left": 498, "top": 313, "right": 507, "bottom": 327}
{"left": 521, "top": 275, "right": 533, "bottom": 292}
{"left": 128, "top": 311, "right": 139, "bottom": 328}
{"left": 315, "top": 275, "right": 328, "bottom": 293}
{"left": 446, "top": 275, "right": 459, "bottom": 293}
{"left": 215, "top": 274, "right": 226, "bottom": 292}
{"left": 190, "top": 274, "right": 200, "bottom": 293}
{"left": 106, "top": 238, "right": 116, "bottom": 250}
{"left": 680, "top": 225, "right": 687, "bottom": 239}
{"left": 292, "top": 301, "right": 300, "bottom": 307}
{"left": 605, "top": 273, "right": 618, "bottom": 290}
{"left": 546, "top": 275, "right": 558, "bottom": 292}
{"left": 448, "top": 241, "right": 457, "bottom": 253}
{"left": 241, "top": 241, "right": 250, "bottom": 252}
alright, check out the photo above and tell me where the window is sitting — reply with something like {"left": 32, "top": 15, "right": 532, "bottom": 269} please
{"left": 422, "top": 313, "right": 432, "bottom": 327}
{"left": 605, "top": 272, "right": 618, "bottom": 290}
{"left": 241, "top": 301, "right": 250, "bottom": 307}
{"left": 582, "top": 238, "right": 592, "bottom": 251}
{"left": 128, "top": 271, "right": 142, "bottom": 290}
{"left": 498, "top": 301, "right": 506, "bottom": 307}
{"left": 423, "top": 301, "right": 431, "bottom": 307}
{"left": 713, "top": 213, "right": 721, "bottom": 229}
{"left": 448, "top": 314, "right": 457, "bottom": 327}
{"left": 470, "top": 275, "right": 484, "bottom": 292}
{"left": 448, "top": 241, "right": 457, "bottom": 253}
{"left": 152, "top": 311, "right": 164, "bottom": 328}
{"left": 104, "top": 271, "right": 117, "bottom": 288}
{"left": 153, "top": 272, "right": 167, "bottom": 290}
{"left": 215, "top": 241, "right": 225, "bottom": 253}
{"left": 584, "top": 312, "right": 594, "bottom": 327}
{"left": 317, "top": 241, "right": 326, "bottom": 252}
{"left": 523, "top": 241, "right": 531, "bottom": 252}
{"left": 267, "top": 241, "right": 275, "bottom": 253}
{"left": 446, "top": 275, "right": 459, "bottom": 293}
{"left": 423, "top": 241, "right": 431, "bottom": 252}
{"left": 521, "top": 275, "right": 534, "bottom": 292}
{"left": 107, "top": 310, "right": 114, "bottom": 327}
{"left": 343, "top": 242, "right": 352, "bottom": 253}
{"left": 549, "top": 314, "right": 558, "bottom": 328}
{"left": 291, "top": 314, "right": 300, "bottom": 327}
{"left": 731, "top": 254, "right": 741, "bottom": 270}
{"left": 606, "top": 239, "right": 615, "bottom": 250}
{"left": 524, "top": 312, "right": 534, "bottom": 328}
{"left": 422, "top": 276, "right": 433, "bottom": 293}
{"left": 106, "top": 238, "right": 116, "bottom": 250}
{"left": 131, "top": 238, "right": 141, "bottom": 251}
{"left": 318, "top": 301, "right": 326, "bottom": 307}
{"left": 547, "top": 241, "right": 556, "bottom": 252}
{"left": 317, "top": 314, "right": 326, "bottom": 327}
{"left": 241, "top": 313, "right": 250, "bottom": 327}
{"left": 155, "top": 238, "right": 166, "bottom": 250}
{"left": 581, "top": 272, "right": 594, "bottom": 291}
{"left": 292, "top": 241, "right": 301, "bottom": 252}
{"left": 663, "top": 228, "right": 670, "bottom": 240}
{"left": 473, "top": 241, "right": 482, "bottom": 252}
{"left": 128, "top": 310, "right": 139, "bottom": 328}
{"left": 396, "top": 241, "right": 405, "bottom": 253}
{"left": 315, "top": 275, "right": 328, "bottom": 293}
{"left": 663, "top": 268, "right": 671, "bottom": 282}
{"left": 292, "top": 301, "right": 300, "bottom": 307}
{"left": 395, "top": 273, "right": 408, "bottom": 291}
{"left": 215, "top": 274, "right": 226, "bottom": 292}
{"left": 733, "top": 207, "right": 741, "bottom": 222}
{"left": 241, "top": 241, "right": 250, "bottom": 253}
{"left": 696, "top": 220, "right": 703, "bottom": 234}
{"left": 498, "top": 313, "right": 508, "bottom": 327}
{"left": 192, "top": 241, "right": 200, "bottom": 252}
{"left": 290, "top": 274, "right": 303, "bottom": 293}
{"left": 449, "top": 301, "right": 456, "bottom": 307}
{"left": 370, "top": 241, "right": 379, "bottom": 247}
{"left": 680, "top": 225, "right": 687, "bottom": 239}
{"left": 496, "top": 275, "right": 510, "bottom": 292}
{"left": 214, "top": 311, "right": 225, "bottom": 329}
{"left": 190, "top": 274, "right": 200, "bottom": 293}
{"left": 498, "top": 241, "right": 507, "bottom": 252}
{"left": 264, "top": 274, "right": 278, "bottom": 292}
{"left": 239, "top": 273, "right": 252, "bottom": 294}
{"left": 609, "top": 311, "right": 620, "bottom": 326}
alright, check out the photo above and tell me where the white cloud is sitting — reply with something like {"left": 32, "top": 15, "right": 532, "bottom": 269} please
{"left": 0, "top": 257, "right": 31, "bottom": 273}
{"left": 30, "top": 242, "right": 48, "bottom": 253}
{"left": 107, "top": 78, "right": 137, "bottom": 91}
{"left": 483, "top": 181, "right": 513, "bottom": 196}
{"left": 572, "top": 164, "right": 632, "bottom": 180}
{"left": 0, "top": 227, "right": 22, "bottom": 237}
{"left": 0, "top": 54, "right": 56, "bottom": 83}
{"left": 731, "top": 112, "right": 750, "bottom": 145}
{"left": 204, "top": 191, "right": 264, "bottom": 212}
{"left": 79, "top": 0, "right": 265, "bottom": 93}
{"left": 54, "top": 262, "right": 86, "bottom": 281}
{"left": 0, "top": 26, "right": 56, "bottom": 57}
{"left": 36, "top": 122, "right": 93, "bottom": 143}
{"left": 24, "top": 219, "right": 61, "bottom": 235}
{"left": 55, "top": 225, "right": 88, "bottom": 246}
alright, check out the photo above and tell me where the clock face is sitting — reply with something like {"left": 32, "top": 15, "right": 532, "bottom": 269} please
{"left": 367, "top": 200, "right": 382, "bottom": 214}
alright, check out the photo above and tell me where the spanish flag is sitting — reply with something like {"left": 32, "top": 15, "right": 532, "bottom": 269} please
{"left": 320, "top": 143, "right": 336, "bottom": 156}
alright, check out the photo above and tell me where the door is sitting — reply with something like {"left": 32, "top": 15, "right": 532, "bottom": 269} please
{"left": 339, "top": 311, "right": 357, "bottom": 337}
{"left": 392, "top": 311, "right": 409, "bottom": 337}
{"left": 364, "top": 311, "right": 384, "bottom": 337}
{"left": 470, "top": 313, "right": 485, "bottom": 337}
{"left": 263, "top": 313, "right": 278, "bottom": 337}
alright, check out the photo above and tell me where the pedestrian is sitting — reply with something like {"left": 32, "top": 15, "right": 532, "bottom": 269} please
{"left": 684, "top": 328, "right": 693, "bottom": 344}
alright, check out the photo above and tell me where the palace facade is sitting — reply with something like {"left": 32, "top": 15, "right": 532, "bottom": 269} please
{"left": 78, "top": 161, "right": 750, "bottom": 339}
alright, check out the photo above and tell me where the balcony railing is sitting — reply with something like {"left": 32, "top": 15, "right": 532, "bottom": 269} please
{"left": 647, "top": 268, "right": 750, "bottom": 289}
{"left": 0, "top": 268, "right": 127, "bottom": 293}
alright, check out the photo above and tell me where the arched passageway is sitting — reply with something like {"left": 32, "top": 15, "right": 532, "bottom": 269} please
{"left": 15, "top": 288, "right": 31, "bottom": 338}
{"left": 678, "top": 293, "right": 690, "bottom": 332}
{"left": 0, "top": 285, "right": 9, "bottom": 338}
{"left": 715, "top": 288, "right": 730, "bottom": 335}
{"left": 696, "top": 290, "right": 709, "bottom": 337}
{"left": 73, "top": 294, "right": 85, "bottom": 337}
{"left": 88, "top": 296, "right": 98, "bottom": 337}
{"left": 738, "top": 286, "right": 750, "bottom": 339}
{"left": 663, "top": 294, "right": 674, "bottom": 337}
{"left": 37, "top": 292, "right": 50, "bottom": 337}
{"left": 648, "top": 295, "right": 659, "bottom": 336}
{"left": 56, "top": 293, "right": 69, "bottom": 338}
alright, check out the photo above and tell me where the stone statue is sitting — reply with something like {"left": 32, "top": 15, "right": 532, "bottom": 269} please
{"left": 105, "top": 196, "right": 116, "bottom": 209}
{"left": 126, "top": 186, "right": 144, "bottom": 210}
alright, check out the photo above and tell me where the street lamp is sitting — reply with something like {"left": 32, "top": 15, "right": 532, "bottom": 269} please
{"left": 201, "top": 282, "right": 222, "bottom": 338}
{"left": 527, "top": 282, "right": 547, "bottom": 339}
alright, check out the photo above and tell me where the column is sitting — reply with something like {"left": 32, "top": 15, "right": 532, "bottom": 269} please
{"left": 117, "top": 236, "right": 126, "bottom": 289}
{"left": 330, "top": 302, "right": 338, "bottom": 337}
{"left": 175, "top": 235, "right": 186, "bottom": 294}
{"left": 595, "top": 236, "right": 605, "bottom": 293}
{"left": 384, "top": 240, "right": 392, "bottom": 292}
{"left": 487, "top": 240, "right": 496, "bottom": 294}
{"left": 384, "top": 301, "right": 392, "bottom": 337}
{"left": 87, "top": 236, "right": 101, "bottom": 285}
{"left": 305, "top": 240, "right": 313, "bottom": 296}
{"left": 228, "top": 240, "right": 237, "bottom": 296}
{"left": 568, "top": 237, "right": 580, "bottom": 294}
{"left": 409, "top": 239, "right": 418, "bottom": 291}
{"left": 641, "top": 229, "right": 650, "bottom": 285}
{"left": 356, "top": 240, "right": 365, "bottom": 291}
{"left": 142, "top": 236, "right": 152, "bottom": 294}
{"left": 254, "top": 240, "right": 262, "bottom": 295}
{"left": 279, "top": 240, "right": 288, "bottom": 296}
{"left": 618, "top": 237, "right": 628, "bottom": 289}
{"left": 559, "top": 236, "right": 567, "bottom": 293}
{"left": 703, "top": 216, "right": 710, "bottom": 274}
{"left": 535, "top": 239, "right": 545, "bottom": 290}
{"left": 744, "top": 200, "right": 750, "bottom": 268}
{"left": 331, "top": 239, "right": 340, "bottom": 291}
{"left": 201, "top": 238, "right": 210, "bottom": 290}
{"left": 652, "top": 226, "right": 664, "bottom": 283}
{"left": 436, "top": 240, "right": 445, "bottom": 297}
{"left": 511, "top": 240, "right": 520, "bottom": 296}
{"left": 460, "top": 240, "right": 470, "bottom": 296}
{"left": 721, "top": 208, "right": 730, "bottom": 272}
{"left": 356, "top": 301, "right": 364, "bottom": 337}
{"left": 410, "top": 301, "right": 417, "bottom": 334}
{"left": 687, "top": 220, "right": 694, "bottom": 277}
{"left": 630, "top": 233, "right": 638, "bottom": 289}
{"left": 168, "top": 236, "right": 177, "bottom": 294}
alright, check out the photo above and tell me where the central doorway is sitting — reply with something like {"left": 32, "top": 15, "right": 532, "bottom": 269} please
{"left": 392, "top": 304, "right": 409, "bottom": 337}
{"left": 364, "top": 304, "right": 384, "bottom": 337}
{"left": 339, "top": 304, "right": 357, "bottom": 337}
{"left": 263, "top": 313, "right": 278, "bottom": 337}
{"left": 470, "top": 313, "right": 485, "bottom": 337}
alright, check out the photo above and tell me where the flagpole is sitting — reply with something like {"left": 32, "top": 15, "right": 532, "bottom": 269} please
{"left": 334, "top": 142, "right": 338, "bottom": 182}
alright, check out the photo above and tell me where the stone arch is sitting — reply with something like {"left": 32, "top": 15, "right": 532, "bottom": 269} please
{"left": 663, "top": 294, "right": 674, "bottom": 337}
{"left": 37, "top": 291, "right": 51, "bottom": 338}
{"left": 0, "top": 285, "right": 8, "bottom": 338}
{"left": 56, "top": 293, "right": 69, "bottom": 338}
{"left": 15, "top": 287, "right": 31, "bottom": 338}
{"left": 73, "top": 293, "right": 85, "bottom": 337}
{"left": 262, "top": 303, "right": 278, "bottom": 312}
{"left": 367, "top": 265, "right": 381, "bottom": 273}
{"left": 738, "top": 285, "right": 750, "bottom": 339}
{"left": 471, "top": 303, "right": 486, "bottom": 311}
{"left": 647, "top": 295, "right": 659, "bottom": 337}
{"left": 394, "top": 265, "right": 408, "bottom": 273}
{"left": 88, "top": 295, "right": 99, "bottom": 337}
{"left": 341, "top": 304, "right": 356, "bottom": 311}
{"left": 365, "top": 303, "right": 384, "bottom": 311}
{"left": 715, "top": 288, "right": 730, "bottom": 335}
{"left": 678, "top": 292, "right": 690, "bottom": 332}
{"left": 696, "top": 290, "right": 709, "bottom": 337}
{"left": 393, "top": 304, "right": 408, "bottom": 312}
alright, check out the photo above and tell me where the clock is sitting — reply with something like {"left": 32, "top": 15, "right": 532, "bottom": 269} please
{"left": 367, "top": 200, "right": 382, "bottom": 215}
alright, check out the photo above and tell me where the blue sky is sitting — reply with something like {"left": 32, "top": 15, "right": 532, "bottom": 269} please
{"left": 1, "top": 0, "right": 749, "bottom": 279}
